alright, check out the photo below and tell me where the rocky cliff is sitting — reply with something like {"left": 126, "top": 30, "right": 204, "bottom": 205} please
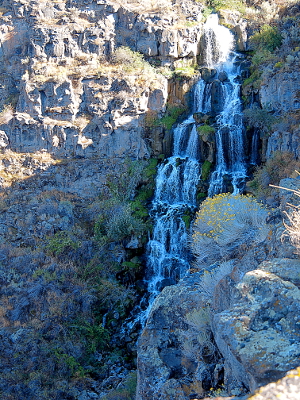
{"left": 0, "top": 0, "right": 206, "bottom": 160}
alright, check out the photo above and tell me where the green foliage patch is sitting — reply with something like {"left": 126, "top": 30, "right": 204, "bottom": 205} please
{"left": 197, "top": 124, "right": 216, "bottom": 136}
{"left": 250, "top": 25, "right": 282, "bottom": 52}
{"left": 174, "top": 66, "right": 196, "bottom": 78}
{"left": 206, "top": 0, "right": 246, "bottom": 13}
{"left": 157, "top": 104, "right": 187, "bottom": 130}
{"left": 45, "top": 230, "right": 80, "bottom": 256}
{"left": 201, "top": 160, "right": 212, "bottom": 181}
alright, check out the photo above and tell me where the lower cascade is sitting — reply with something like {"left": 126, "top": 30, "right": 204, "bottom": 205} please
{"left": 144, "top": 14, "right": 249, "bottom": 316}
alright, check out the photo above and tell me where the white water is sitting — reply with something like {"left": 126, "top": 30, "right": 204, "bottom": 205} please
{"left": 200, "top": 15, "right": 247, "bottom": 196}
{"left": 138, "top": 14, "right": 247, "bottom": 325}
{"left": 145, "top": 117, "right": 200, "bottom": 314}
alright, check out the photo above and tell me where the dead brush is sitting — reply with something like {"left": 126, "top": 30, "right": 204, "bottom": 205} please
{"left": 271, "top": 176, "right": 300, "bottom": 252}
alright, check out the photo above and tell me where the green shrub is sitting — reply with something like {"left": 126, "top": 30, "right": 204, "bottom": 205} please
{"left": 208, "top": 0, "right": 245, "bottom": 13}
{"left": 96, "top": 279, "right": 135, "bottom": 317}
{"left": 201, "top": 160, "right": 212, "bottom": 181}
{"left": 251, "top": 48, "right": 278, "bottom": 68}
{"left": 45, "top": 231, "right": 80, "bottom": 256}
{"left": 242, "top": 68, "right": 263, "bottom": 89}
{"left": 250, "top": 24, "right": 282, "bottom": 52}
{"left": 68, "top": 320, "right": 110, "bottom": 354}
{"left": 197, "top": 124, "right": 215, "bottom": 136}
{"left": 94, "top": 158, "right": 157, "bottom": 244}
{"left": 157, "top": 104, "right": 187, "bottom": 130}
{"left": 197, "top": 192, "right": 206, "bottom": 201}
{"left": 54, "top": 349, "right": 85, "bottom": 378}
{"left": 243, "top": 107, "right": 277, "bottom": 134}
{"left": 112, "top": 46, "right": 148, "bottom": 72}
{"left": 202, "top": 5, "right": 213, "bottom": 20}
{"left": 174, "top": 66, "right": 196, "bottom": 78}
{"left": 105, "top": 204, "right": 147, "bottom": 242}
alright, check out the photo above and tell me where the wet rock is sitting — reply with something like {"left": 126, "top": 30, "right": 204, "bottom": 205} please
{"left": 211, "top": 80, "right": 225, "bottom": 116}
{"left": 218, "top": 71, "right": 228, "bottom": 82}
{"left": 193, "top": 112, "right": 210, "bottom": 124}
{"left": 200, "top": 68, "right": 217, "bottom": 82}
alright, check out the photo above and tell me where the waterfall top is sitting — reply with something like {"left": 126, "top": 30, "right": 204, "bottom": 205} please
{"left": 203, "top": 14, "right": 234, "bottom": 68}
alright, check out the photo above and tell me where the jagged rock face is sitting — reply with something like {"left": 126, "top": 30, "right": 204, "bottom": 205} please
{"left": 136, "top": 235, "right": 300, "bottom": 399}
{"left": 259, "top": 68, "right": 300, "bottom": 159}
{"left": 213, "top": 258, "right": 300, "bottom": 394}
{"left": 0, "top": 0, "right": 203, "bottom": 161}
{"left": 260, "top": 70, "right": 300, "bottom": 114}
{"left": 245, "top": 367, "right": 300, "bottom": 400}
{"left": 136, "top": 272, "right": 221, "bottom": 400}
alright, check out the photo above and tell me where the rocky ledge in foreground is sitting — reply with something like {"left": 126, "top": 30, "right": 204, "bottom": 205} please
{"left": 136, "top": 257, "right": 300, "bottom": 399}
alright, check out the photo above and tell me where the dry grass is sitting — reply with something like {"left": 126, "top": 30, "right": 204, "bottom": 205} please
{"left": 0, "top": 150, "right": 61, "bottom": 187}
{"left": 114, "top": 0, "right": 173, "bottom": 13}
{"left": 0, "top": 105, "right": 14, "bottom": 125}
{"left": 270, "top": 182, "right": 300, "bottom": 252}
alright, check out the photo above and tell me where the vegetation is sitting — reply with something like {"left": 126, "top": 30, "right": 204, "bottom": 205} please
{"left": 94, "top": 158, "right": 156, "bottom": 244}
{"left": 197, "top": 124, "right": 215, "bottom": 136}
{"left": 192, "top": 193, "right": 269, "bottom": 264}
{"left": 174, "top": 65, "right": 197, "bottom": 78}
{"left": 201, "top": 160, "right": 212, "bottom": 181}
{"left": 101, "top": 371, "right": 137, "bottom": 400}
{"left": 250, "top": 25, "right": 282, "bottom": 53}
{"left": 248, "top": 151, "right": 300, "bottom": 199}
{"left": 45, "top": 230, "right": 81, "bottom": 256}
{"left": 243, "top": 107, "right": 278, "bottom": 135}
{"left": 0, "top": 152, "right": 160, "bottom": 399}
{"left": 243, "top": 24, "right": 282, "bottom": 92}
{"left": 157, "top": 104, "right": 187, "bottom": 130}
{"left": 112, "top": 46, "right": 153, "bottom": 75}
{"left": 205, "top": 0, "right": 246, "bottom": 14}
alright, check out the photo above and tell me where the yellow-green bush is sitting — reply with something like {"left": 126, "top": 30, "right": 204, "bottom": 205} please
{"left": 191, "top": 193, "right": 269, "bottom": 264}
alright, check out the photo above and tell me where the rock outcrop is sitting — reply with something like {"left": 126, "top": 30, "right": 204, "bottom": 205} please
{"left": 213, "top": 258, "right": 300, "bottom": 394}
{"left": 246, "top": 367, "right": 300, "bottom": 400}
{"left": 136, "top": 272, "right": 219, "bottom": 400}
{"left": 0, "top": 0, "right": 204, "bottom": 161}
{"left": 137, "top": 250, "right": 300, "bottom": 398}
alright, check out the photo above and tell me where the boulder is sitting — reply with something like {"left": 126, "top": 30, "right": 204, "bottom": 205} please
{"left": 136, "top": 272, "right": 221, "bottom": 400}
{"left": 213, "top": 258, "right": 300, "bottom": 393}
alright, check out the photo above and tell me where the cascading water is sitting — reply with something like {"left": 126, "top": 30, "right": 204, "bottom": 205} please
{"left": 199, "top": 14, "right": 247, "bottom": 196}
{"left": 139, "top": 14, "right": 247, "bottom": 324}
{"left": 145, "top": 117, "right": 200, "bottom": 307}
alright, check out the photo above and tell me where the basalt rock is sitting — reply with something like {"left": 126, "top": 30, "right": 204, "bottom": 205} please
{"left": 213, "top": 258, "right": 300, "bottom": 394}
{"left": 0, "top": 0, "right": 203, "bottom": 161}
{"left": 136, "top": 272, "right": 221, "bottom": 400}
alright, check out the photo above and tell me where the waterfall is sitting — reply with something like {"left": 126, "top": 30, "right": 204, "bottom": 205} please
{"left": 145, "top": 116, "right": 200, "bottom": 315}
{"left": 139, "top": 14, "right": 247, "bottom": 324}
{"left": 200, "top": 14, "right": 247, "bottom": 196}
